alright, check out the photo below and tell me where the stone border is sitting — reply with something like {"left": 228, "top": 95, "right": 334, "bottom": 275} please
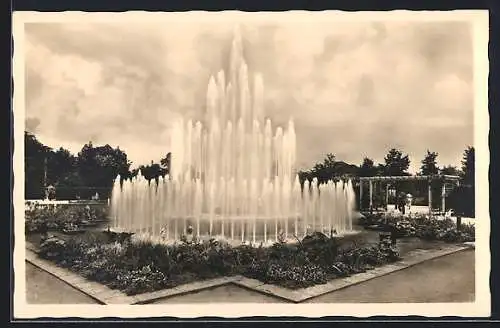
{"left": 463, "top": 241, "right": 475, "bottom": 249}
{"left": 232, "top": 244, "right": 471, "bottom": 303}
{"left": 26, "top": 247, "right": 132, "bottom": 304}
{"left": 25, "top": 242, "right": 472, "bottom": 304}
{"left": 131, "top": 276, "right": 239, "bottom": 304}
{"left": 25, "top": 245, "right": 240, "bottom": 305}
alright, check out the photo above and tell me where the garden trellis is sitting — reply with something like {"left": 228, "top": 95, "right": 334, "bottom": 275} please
{"left": 358, "top": 175, "right": 461, "bottom": 214}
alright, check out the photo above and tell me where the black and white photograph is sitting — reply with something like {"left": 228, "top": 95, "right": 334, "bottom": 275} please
{"left": 13, "top": 10, "right": 490, "bottom": 318}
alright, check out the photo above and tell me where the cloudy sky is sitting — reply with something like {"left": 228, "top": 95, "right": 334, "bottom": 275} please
{"left": 24, "top": 18, "right": 474, "bottom": 172}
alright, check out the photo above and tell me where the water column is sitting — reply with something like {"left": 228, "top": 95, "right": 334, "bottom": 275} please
{"left": 127, "top": 177, "right": 134, "bottom": 232}
{"left": 346, "top": 179, "right": 355, "bottom": 231}
{"left": 293, "top": 175, "right": 301, "bottom": 237}
{"left": 250, "top": 178, "right": 258, "bottom": 244}
{"left": 302, "top": 180, "right": 310, "bottom": 236}
{"left": 318, "top": 184, "right": 325, "bottom": 233}
{"left": 194, "top": 179, "right": 202, "bottom": 236}
{"left": 110, "top": 175, "right": 121, "bottom": 229}
{"left": 229, "top": 177, "right": 235, "bottom": 240}
{"left": 327, "top": 180, "right": 334, "bottom": 233}
{"left": 164, "top": 176, "right": 172, "bottom": 240}
{"left": 311, "top": 178, "right": 319, "bottom": 231}
{"left": 173, "top": 179, "right": 180, "bottom": 240}
{"left": 110, "top": 26, "right": 357, "bottom": 244}
{"left": 154, "top": 177, "right": 163, "bottom": 237}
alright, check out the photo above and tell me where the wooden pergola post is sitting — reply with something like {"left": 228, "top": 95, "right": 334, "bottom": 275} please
{"left": 359, "top": 175, "right": 459, "bottom": 216}
{"left": 385, "top": 183, "right": 389, "bottom": 210}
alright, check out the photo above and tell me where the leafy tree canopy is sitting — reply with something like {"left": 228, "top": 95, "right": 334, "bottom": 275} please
{"left": 461, "top": 146, "right": 475, "bottom": 186}
{"left": 359, "top": 157, "right": 378, "bottom": 177}
{"left": 419, "top": 150, "right": 439, "bottom": 176}
{"left": 383, "top": 148, "right": 410, "bottom": 176}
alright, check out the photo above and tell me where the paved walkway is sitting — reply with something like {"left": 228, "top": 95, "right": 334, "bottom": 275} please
{"left": 305, "top": 249, "right": 475, "bottom": 303}
{"left": 26, "top": 262, "right": 101, "bottom": 304}
{"left": 25, "top": 249, "right": 474, "bottom": 304}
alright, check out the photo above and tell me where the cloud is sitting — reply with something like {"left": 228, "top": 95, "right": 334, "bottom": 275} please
{"left": 25, "top": 117, "right": 40, "bottom": 132}
{"left": 24, "top": 19, "right": 473, "bottom": 172}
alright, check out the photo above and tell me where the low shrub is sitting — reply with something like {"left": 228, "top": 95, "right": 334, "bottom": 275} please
{"left": 112, "top": 265, "right": 170, "bottom": 295}
{"left": 359, "top": 212, "right": 475, "bottom": 243}
{"left": 25, "top": 204, "right": 108, "bottom": 234}
{"left": 37, "top": 230, "right": 404, "bottom": 295}
{"left": 244, "top": 233, "right": 400, "bottom": 289}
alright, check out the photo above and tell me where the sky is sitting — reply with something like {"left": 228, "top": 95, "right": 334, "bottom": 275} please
{"left": 24, "top": 18, "right": 474, "bottom": 173}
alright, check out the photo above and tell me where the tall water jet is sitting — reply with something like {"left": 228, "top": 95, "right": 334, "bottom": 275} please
{"left": 111, "top": 27, "right": 356, "bottom": 244}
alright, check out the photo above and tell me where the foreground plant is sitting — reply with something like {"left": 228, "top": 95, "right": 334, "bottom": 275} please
{"left": 36, "top": 230, "right": 404, "bottom": 295}
{"left": 359, "top": 213, "right": 474, "bottom": 243}
{"left": 25, "top": 204, "right": 108, "bottom": 234}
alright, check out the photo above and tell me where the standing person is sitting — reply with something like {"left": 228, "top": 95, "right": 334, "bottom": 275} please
{"left": 398, "top": 192, "right": 406, "bottom": 214}
{"left": 405, "top": 193, "right": 413, "bottom": 214}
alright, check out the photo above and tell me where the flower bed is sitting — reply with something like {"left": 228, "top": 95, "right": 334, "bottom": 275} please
{"left": 358, "top": 212, "right": 475, "bottom": 243}
{"left": 25, "top": 204, "right": 108, "bottom": 234}
{"left": 36, "top": 231, "right": 401, "bottom": 295}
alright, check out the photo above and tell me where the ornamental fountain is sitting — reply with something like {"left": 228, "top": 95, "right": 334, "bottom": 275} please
{"left": 110, "top": 27, "right": 356, "bottom": 245}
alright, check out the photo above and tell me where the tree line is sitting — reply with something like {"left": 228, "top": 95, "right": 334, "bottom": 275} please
{"left": 298, "top": 147, "right": 473, "bottom": 182}
{"left": 24, "top": 131, "right": 474, "bottom": 216}
{"left": 25, "top": 132, "right": 171, "bottom": 200}
{"left": 297, "top": 147, "right": 474, "bottom": 217}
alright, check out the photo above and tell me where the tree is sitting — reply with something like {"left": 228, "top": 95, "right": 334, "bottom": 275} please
{"left": 54, "top": 171, "right": 85, "bottom": 200}
{"left": 160, "top": 152, "right": 172, "bottom": 176}
{"left": 376, "top": 163, "right": 386, "bottom": 176}
{"left": 420, "top": 150, "right": 439, "bottom": 176}
{"left": 47, "top": 147, "right": 76, "bottom": 185}
{"left": 383, "top": 148, "right": 410, "bottom": 176}
{"left": 461, "top": 146, "right": 475, "bottom": 186}
{"left": 305, "top": 153, "right": 359, "bottom": 184}
{"left": 444, "top": 147, "right": 475, "bottom": 217}
{"left": 77, "top": 142, "right": 132, "bottom": 199}
{"left": 310, "top": 153, "right": 337, "bottom": 183}
{"left": 381, "top": 148, "right": 411, "bottom": 202}
{"left": 359, "top": 157, "right": 378, "bottom": 177}
{"left": 25, "top": 132, "right": 51, "bottom": 199}
{"left": 440, "top": 165, "right": 460, "bottom": 176}
{"left": 140, "top": 161, "right": 168, "bottom": 183}
{"left": 358, "top": 157, "right": 393, "bottom": 209}
{"left": 332, "top": 161, "right": 359, "bottom": 178}
{"left": 313, "top": 153, "right": 336, "bottom": 172}
{"left": 298, "top": 170, "right": 313, "bottom": 186}
{"left": 24, "top": 132, "right": 140, "bottom": 200}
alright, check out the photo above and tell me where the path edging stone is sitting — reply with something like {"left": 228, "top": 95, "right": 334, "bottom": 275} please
{"left": 232, "top": 245, "right": 470, "bottom": 303}
{"left": 25, "top": 242, "right": 470, "bottom": 304}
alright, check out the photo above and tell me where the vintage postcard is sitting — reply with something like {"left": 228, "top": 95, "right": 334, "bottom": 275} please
{"left": 12, "top": 10, "right": 490, "bottom": 319}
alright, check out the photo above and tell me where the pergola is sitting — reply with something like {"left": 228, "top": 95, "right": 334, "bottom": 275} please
{"left": 358, "top": 175, "right": 461, "bottom": 215}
